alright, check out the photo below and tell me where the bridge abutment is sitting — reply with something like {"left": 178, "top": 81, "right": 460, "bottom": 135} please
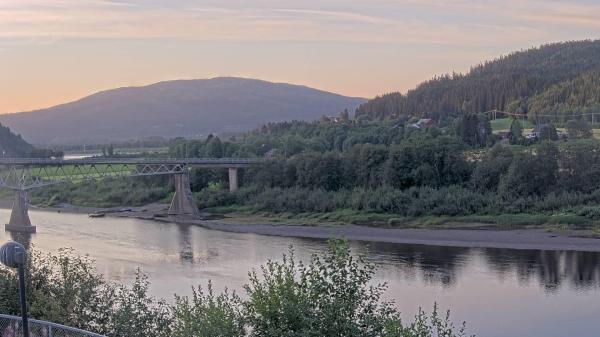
{"left": 168, "top": 173, "right": 200, "bottom": 216}
{"left": 228, "top": 168, "right": 238, "bottom": 192}
{"left": 5, "top": 189, "right": 36, "bottom": 233}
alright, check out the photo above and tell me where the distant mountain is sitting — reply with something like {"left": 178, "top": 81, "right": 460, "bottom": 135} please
{"left": 355, "top": 40, "right": 600, "bottom": 122}
{"left": 0, "top": 77, "right": 366, "bottom": 145}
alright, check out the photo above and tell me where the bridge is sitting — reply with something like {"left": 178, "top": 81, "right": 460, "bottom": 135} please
{"left": 0, "top": 157, "right": 262, "bottom": 233}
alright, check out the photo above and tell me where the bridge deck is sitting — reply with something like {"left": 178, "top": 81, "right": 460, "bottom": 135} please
{"left": 0, "top": 157, "right": 263, "bottom": 167}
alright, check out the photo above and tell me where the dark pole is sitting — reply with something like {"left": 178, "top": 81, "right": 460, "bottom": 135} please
{"left": 0, "top": 241, "right": 29, "bottom": 337}
{"left": 17, "top": 254, "right": 29, "bottom": 337}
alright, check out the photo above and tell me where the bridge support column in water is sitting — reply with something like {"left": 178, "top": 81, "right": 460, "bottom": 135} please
{"left": 168, "top": 173, "right": 200, "bottom": 216}
{"left": 228, "top": 168, "right": 238, "bottom": 192}
{"left": 5, "top": 189, "right": 36, "bottom": 233}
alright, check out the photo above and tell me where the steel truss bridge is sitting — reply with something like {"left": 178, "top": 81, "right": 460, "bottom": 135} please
{"left": 0, "top": 158, "right": 262, "bottom": 233}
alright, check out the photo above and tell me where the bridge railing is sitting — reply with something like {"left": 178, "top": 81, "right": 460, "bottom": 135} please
{"left": 0, "top": 157, "right": 265, "bottom": 166}
{"left": 0, "top": 314, "right": 106, "bottom": 337}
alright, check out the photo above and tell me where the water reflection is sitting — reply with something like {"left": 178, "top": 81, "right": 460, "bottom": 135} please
{"left": 2, "top": 210, "right": 600, "bottom": 337}
{"left": 363, "top": 242, "right": 600, "bottom": 292}
{"left": 176, "top": 224, "right": 194, "bottom": 264}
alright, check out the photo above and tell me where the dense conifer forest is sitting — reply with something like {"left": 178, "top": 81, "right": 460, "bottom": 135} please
{"left": 0, "top": 123, "right": 63, "bottom": 158}
{"left": 0, "top": 123, "right": 36, "bottom": 157}
{"left": 526, "top": 71, "right": 600, "bottom": 122}
{"left": 355, "top": 40, "right": 600, "bottom": 124}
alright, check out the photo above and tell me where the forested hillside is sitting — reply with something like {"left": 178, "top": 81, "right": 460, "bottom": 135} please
{"left": 355, "top": 40, "right": 600, "bottom": 122}
{"left": 0, "top": 123, "right": 35, "bottom": 157}
{"left": 526, "top": 72, "right": 600, "bottom": 122}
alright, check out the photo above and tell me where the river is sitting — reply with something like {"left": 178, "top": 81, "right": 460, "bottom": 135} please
{"left": 1, "top": 209, "right": 599, "bottom": 337}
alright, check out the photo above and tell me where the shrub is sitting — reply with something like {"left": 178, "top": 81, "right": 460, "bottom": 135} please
{"left": 243, "top": 240, "right": 472, "bottom": 337}
{"left": 172, "top": 282, "right": 245, "bottom": 337}
{"left": 0, "top": 249, "right": 171, "bottom": 337}
{"left": 1, "top": 243, "right": 473, "bottom": 337}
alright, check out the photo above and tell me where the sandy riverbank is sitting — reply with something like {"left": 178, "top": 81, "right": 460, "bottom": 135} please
{"left": 108, "top": 205, "right": 600, "bottom": 252}
{"left": 8, "top": 203, "right": 600, "bottom": 252}
{"left": 199, "top": 222, "right": 600, "bottom": 252}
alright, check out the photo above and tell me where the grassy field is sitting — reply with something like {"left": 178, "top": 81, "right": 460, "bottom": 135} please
{"left": 490, "top": 118, "right": 532, "bottom": 132}
{"left": 491, "top": 118, "right": 600, "bottom": 139}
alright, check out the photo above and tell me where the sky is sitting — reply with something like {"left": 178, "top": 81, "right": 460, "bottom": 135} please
{"left": 0, "top": 0, "right": 599, "bottom": 114}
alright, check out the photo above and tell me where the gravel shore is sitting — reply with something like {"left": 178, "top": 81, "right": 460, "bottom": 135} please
{"left": 10, "top": 202, "right": 600, "bottom": 252}
{"left": 199, "top": 222, "right": 600, "bottom": 252}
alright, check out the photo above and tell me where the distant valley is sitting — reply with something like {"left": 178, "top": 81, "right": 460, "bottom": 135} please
{"left": 0, "top": 77, "right": 366, "bottom": 145}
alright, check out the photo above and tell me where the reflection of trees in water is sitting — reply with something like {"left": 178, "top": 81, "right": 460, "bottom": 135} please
{"left": 358, "top": 241, "right": 600, "bottom": 292}
{"left": 483, "top": 249, "right": 600, "bottom": 292}
{"left": 563, "top": 251, "right": 600, "bottom": 290}
{"left": 360, "top": 242, "right": 471, "bottom": 288}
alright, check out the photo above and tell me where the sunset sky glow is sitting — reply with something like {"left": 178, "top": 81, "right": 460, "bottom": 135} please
{"left": 1, "top": 0, "right": 599, "bottom": 113}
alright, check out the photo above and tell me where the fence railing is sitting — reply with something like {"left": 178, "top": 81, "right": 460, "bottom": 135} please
{"left": 0, "top": 314, "right": 105, "bottom": 337}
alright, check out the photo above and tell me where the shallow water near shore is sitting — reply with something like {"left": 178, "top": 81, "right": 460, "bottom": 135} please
{"left": 1, "top": 209, "right": 599, "bottom": 337}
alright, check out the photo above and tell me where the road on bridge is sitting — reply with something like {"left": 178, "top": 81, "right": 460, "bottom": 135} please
{"left": 0, "top": 157, "right": 264, "bottom": 233}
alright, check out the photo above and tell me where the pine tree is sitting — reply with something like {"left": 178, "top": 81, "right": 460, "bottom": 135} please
{"left": 509, "top": 119, "right": 523, "bottom": 144}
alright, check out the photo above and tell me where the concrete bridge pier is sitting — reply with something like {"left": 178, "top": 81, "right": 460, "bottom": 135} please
{"left": 168, "top": 173, "right": 200, "bottom": 216}
{"left": 5, "top": 189, "right": 36, "bottom": 233}
{"left": 229, "top": 168, "right": 238, "bottom": 192}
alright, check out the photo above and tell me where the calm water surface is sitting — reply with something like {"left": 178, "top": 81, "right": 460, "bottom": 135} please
{"left": 1, "top": 209, "right": 599, "bottom": 337}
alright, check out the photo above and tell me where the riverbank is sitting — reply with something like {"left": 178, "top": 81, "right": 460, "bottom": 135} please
{"left": 5, "top": 202, "right": 600, "bottom": 252}
{"left": 200, "top": 221, "right": 600, "bottom": 252}
{"left": 35, "top": 203, "right": 600, "bottom": 252}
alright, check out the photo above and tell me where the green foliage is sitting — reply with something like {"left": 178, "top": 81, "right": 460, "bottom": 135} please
{"left": 0, "top": 242, "right": 472, "bottom": 337}
{"left": 172, "top": 282, "right": 245, "bottom": 337}
{"left": 384, "top": 135, "right": 471, "bottom": 189}
{"left": 470, "top": 145, "right": 514, "bottom": 192}
{"left": 168, "top": 120, "right": 406, "bottom": 160}
{"left": 565, "top": 119, "right": 592, "bottom": 139}
{"left": 0, "top": 249, "right": 171, "bottom": 337}
{"left": 457, "top": 114, "right": 492, "bottom": 147}
{"left": 508, "top": 119, "right": 523, "bottom": 144}
{"left": 243, "top": 240, "right": 471, "bottom": 337}
{"left": 538, "top": 124, "right": 558, "bottom": 141}
{"left": 245, "top": 242, "right": 397, "bottom": 337}
{"left": 198, "top": 136, "right": 600, "bottom": 225}
{"left": 29, "top": 177, "right": 171, "bottom": 207}
{"left": 400, "top": 305, "right": 470, "bottom": 337}
{"left": 527, "top": 72, "right": 600, "bottom": 123}
{"left": 499, "top": 142, "right": 558, "bottom": 198}
{"left": 109, "top": 271, "right": 172, "bottom": 337}
{"left": 199, "top": 185, "right": 491, "bottom": 217}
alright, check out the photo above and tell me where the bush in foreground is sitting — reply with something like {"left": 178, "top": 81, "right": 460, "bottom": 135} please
{"left": 0, "top": 241, "right": 472, "bottom": 337}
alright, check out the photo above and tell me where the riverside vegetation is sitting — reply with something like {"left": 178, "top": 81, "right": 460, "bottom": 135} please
{"left": 28, "top": 116, "right": 600, "bottom": 230}
{"left": 0, "top": 240, "right": 471, "bottom": 337}
{"left": 187, "top": 119, "right": 600, "bottom": 230}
